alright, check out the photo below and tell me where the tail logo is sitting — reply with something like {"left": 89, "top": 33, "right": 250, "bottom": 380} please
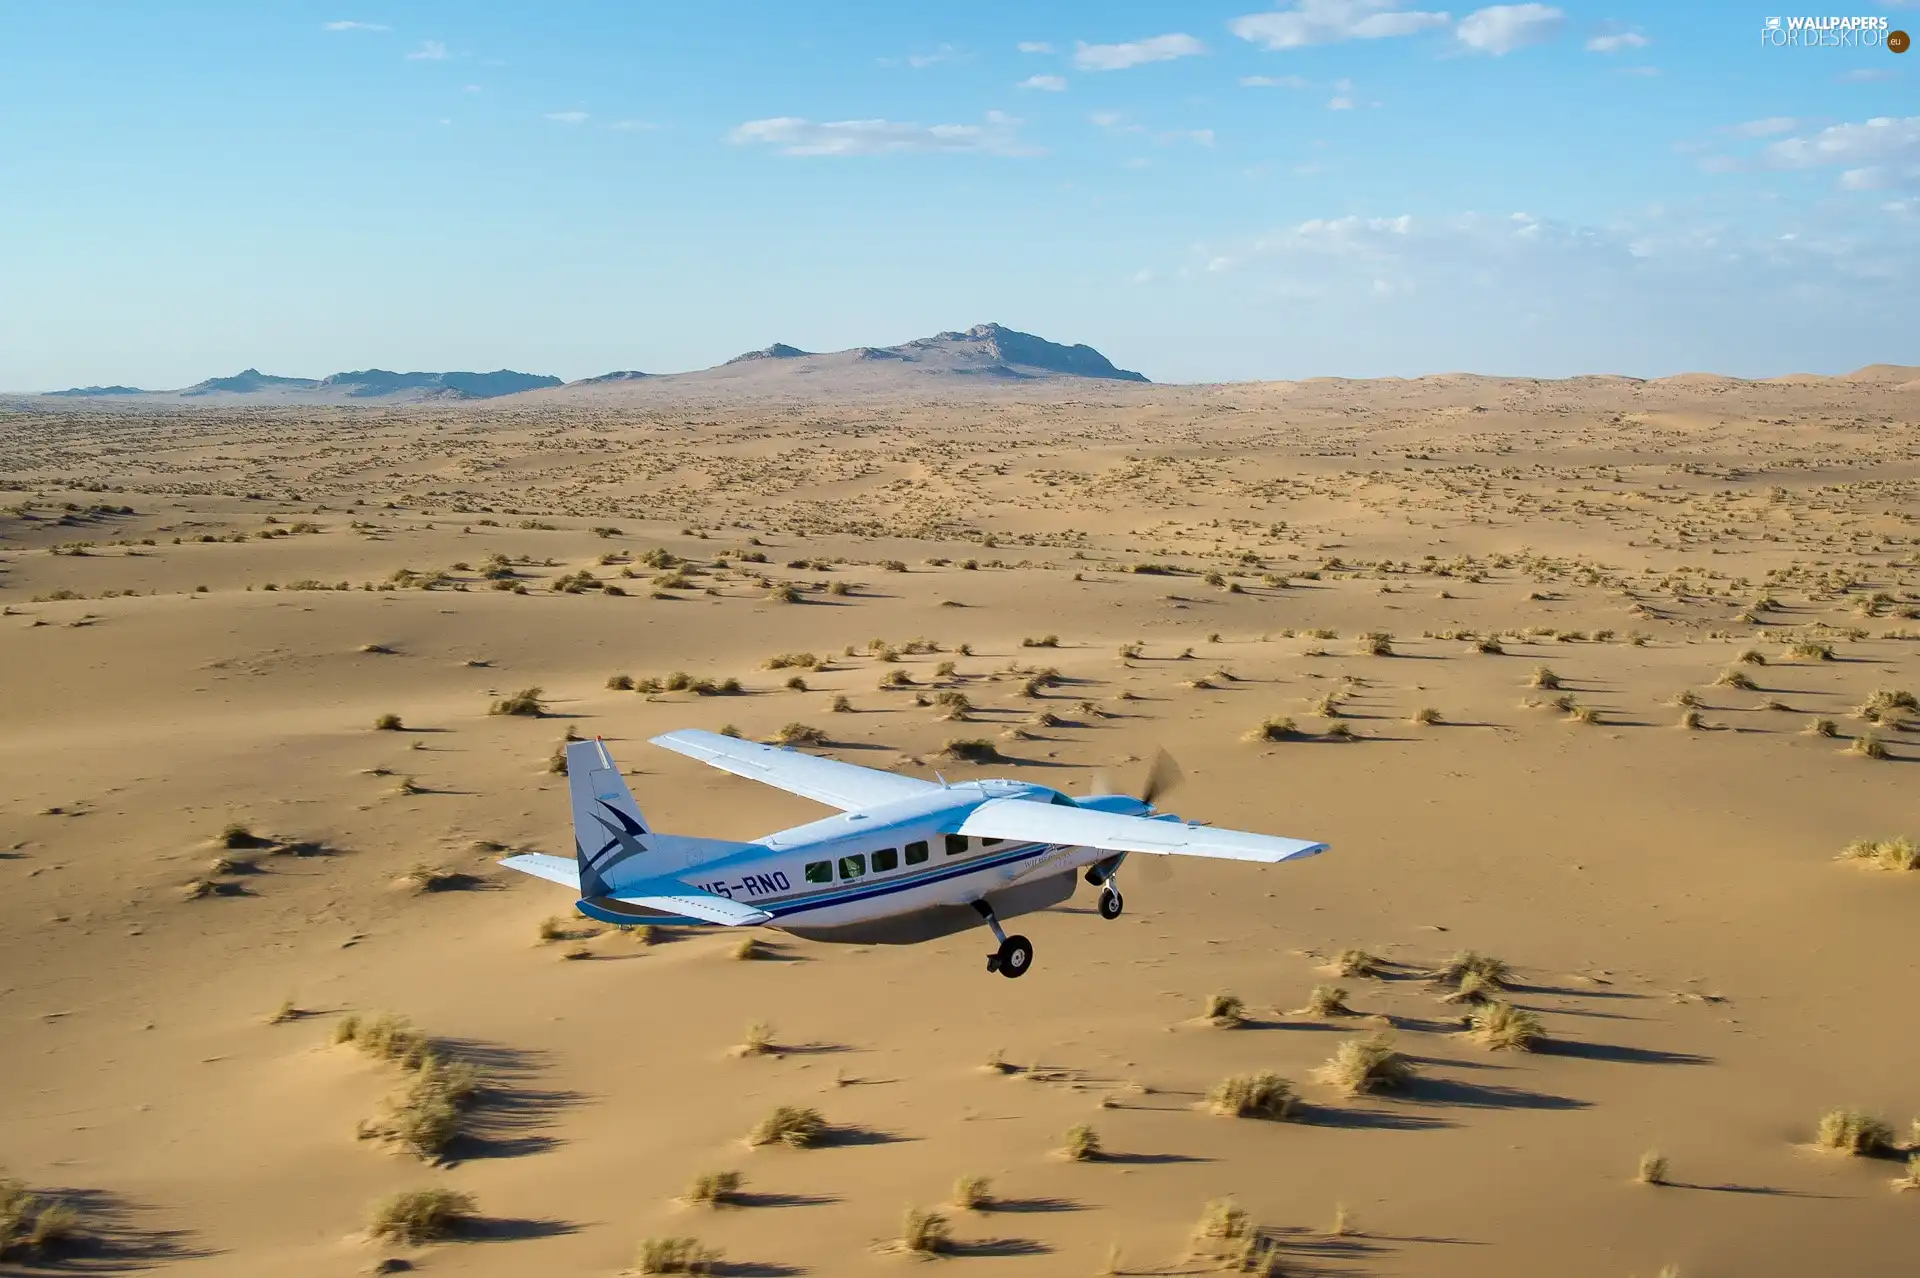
{"left": 579, "top": 798, "right": 648, "bottom": 895}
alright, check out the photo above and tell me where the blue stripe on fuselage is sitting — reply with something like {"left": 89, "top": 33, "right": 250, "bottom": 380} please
{"left": 763, "top": 841, "right": 1058, "bottom": 919}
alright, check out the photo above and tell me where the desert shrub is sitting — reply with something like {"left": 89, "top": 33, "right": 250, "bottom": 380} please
{"left": 1441, "top": 951, "right": 1511, "bottom": 988}
{"left": 1714, "top": 668, "right": 1756, "bottom": 691}
{"left": 1672, "top": 689, "right": 1701, "bottom": 708}
{"left": 1806, "top": 717, "right": 1838, "bottom": 737}
{"left": 899, "top": 1208, "right": 951, "bottom": 1255}
{"left": 952, "top": 1175, "right": 992, "bottom": 1211}
{"left": 1315, "top": 1033, "right": 1413, "bottom": 1095}
{"left": 1, "top": 1174, "right": 81, "bottom": 1256}
{"left": 1856, "top": 688, "right": 1918, "bottom": 723}
{"left": 1333, "top": 948, "right": 1381, "bottom": 978}
{"left": 1021, "top": 634, "right": 1059, "bottom": 648}
{"left": 489, "top": 687, "right": 546, "bottom": 717}
{"left": 1838, "top": 836, "right": 1918, "bottom": 872}
{"left": 607, "top": 673, "right": 635, "bottom": 690}
{"left": 636, "top": 1237, "right": 720, "bottom": 1274}
{"left": 1814, "top": 1109, "right": 1896, "bottom": 1155}
{"left": 1410, "top": 706, "right": 1441, "bottom": 725}
{"left": 1061, "top": 1123, "right": 1101, "bottom": 1161}
{"left": 1207, "top": 1072, "right": 1297, "bottom": 1120}
{"left": 1473, "top": 636, "right": 1505, "bottom": 654}
{"left": 771, "top": 722, "right": 827, "bottom": 746}
{"left": 1324, "top": 721, "right": 1358, "bottom": 739}
{"left": 739, "top": 1021, "right": 775, "bottom": 1055}
{"left": 1358, "top": 631, "right": 1393, "bottom": 656}
{"left": 1469, "top": 1000, "right": 1543, "bottom": 1051}
{"left": 941, "top": 738, "right": 1001, "bottom": 763}
{"left": 1529, "top": 665, "right": 1561, "bottom": 690}
{"left": 1789, "top": 641, "right": 1834, "bottom": 661}
{"left": 1678, "top": 708, "right": 1704, "bottom": 730}
{"left": 338, "top": 1012, "right": 431, "bottom": 1069}
{"left": 1847, "top": 732, "right": 1888, "bottom": 759}
{"left": 1246, "top": 715, "right": 1298, "bottom": 742}
{"left": 748, "top": 1105, "right": 824, "bottom": 1148}
{"left": 367, "top": 1187, "right": 477, "bottom": 1244}
{"left": 733, "top": 936, "right": 763, "bottom": 960}
{"left": 1204, "top": 992, "right": 1246, "bottom": 1026}
{"left": 684, "top": 1171, "right": 742, "bottom": 1207}
{"left": 1302, "top": 984, "right": 1351, "bottom": 1017}
{"left": 1194, "top": 1197, "right": 1250, "bottom": 1244}
{"left": 373, "top": 712, "right": 404, "bottom": 731}
{"left": 1637, "top": 1151, "right": 1669, "bottom": 1185}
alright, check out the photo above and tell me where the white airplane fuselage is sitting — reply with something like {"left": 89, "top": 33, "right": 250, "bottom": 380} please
{"left": 578, "top": 779, "right": 1140, "bottom": 943}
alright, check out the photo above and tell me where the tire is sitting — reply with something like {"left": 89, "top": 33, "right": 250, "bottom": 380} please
{"left": 996, "top": 935, "right": 1033, "bottom": 979}
{"left": 1098, "top": 888, "right": 1124, "bottom": 920}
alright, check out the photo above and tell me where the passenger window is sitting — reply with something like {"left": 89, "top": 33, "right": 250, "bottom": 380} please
{"left": 872, "top": 847, "right": 899, "bottom": 872}
{"left": 838, "top": 853, "right": 867, "bottom": 880}
{"left": 945, "top": 834, "right": 968, "bottom": 856}
{"left": 905, "top": 840, "right": 929, "bottom": 865}
{"left": 804, "top": 861, "right": 832, "bottom": 884}
{"left": 982, "top": 837, "right": 1003, "bottom": 846}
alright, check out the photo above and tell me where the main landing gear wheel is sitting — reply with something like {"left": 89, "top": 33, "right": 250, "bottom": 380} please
{"left": 1098, "top": 887, "right": 1124, "bottom": 920}
{"left": 987, "top": 934, "right": 1033, "bottom": 978}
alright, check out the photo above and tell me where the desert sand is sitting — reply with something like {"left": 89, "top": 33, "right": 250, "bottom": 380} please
{"left": 2, "top": 371, "right": 1917, "bottom": 1277}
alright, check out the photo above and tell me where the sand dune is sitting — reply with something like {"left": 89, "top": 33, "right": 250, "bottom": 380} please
{"left": 2, "top": 374, "right": 1916, "bottom": 1276}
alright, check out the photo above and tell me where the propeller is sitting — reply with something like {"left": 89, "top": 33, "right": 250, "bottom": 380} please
{"left": 1140, "top": 748, "right": 1184, "bottom": 809}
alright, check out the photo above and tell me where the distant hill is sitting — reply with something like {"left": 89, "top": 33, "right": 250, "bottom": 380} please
{"left": 44, "top": 385, "right": 146, "bottom": 397}
{"left": 544, "top": 323, "right": 1150, "bottom": 400}
{"left": 41, "top": 367, "right": 563, "bottom": 404}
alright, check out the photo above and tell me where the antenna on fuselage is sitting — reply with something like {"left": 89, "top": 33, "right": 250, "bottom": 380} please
{"left": 935, "top": 771, "right": 948, "bottom": 787}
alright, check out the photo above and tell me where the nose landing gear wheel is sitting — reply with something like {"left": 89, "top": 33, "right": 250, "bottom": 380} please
{"left": 1098, "top": 888, "right": 1124, "bottom": 920}
{"left": 987, "top": 934, "right": 1033, "bottom": 978}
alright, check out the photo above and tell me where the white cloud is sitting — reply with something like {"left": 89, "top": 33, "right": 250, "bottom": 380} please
{"left": 1455, "top": 4, "right": 1563, "bottom": 54}
{"left": 1241, "top": 74, "right": 1309, "bottom": 87}
{"left": 1765, "top": 116, "right": 1920, "bottom": 188}
{"left": 1017, "top": 41, "right": 1055, "bottom": 54}
{"left": 729, "top": 112, "right": 1032, "bottom": 157}
{"left": 1729, "top": 117, "right": 1798, "bottom": 139}
{"left": 1072, "top": 33, "right": 1205, "bottom": 71}
{"left": 462, "top": 84, "right": 482, "bottom": 93}
{"left": 405, "top": 39, "right": 448, "bottom": 61}
{"left": 1019, "top": 74, "right": 1069, "bottom": 91}
{"left": 611, "top": 119, "right": 660, "bottom": 131}
{"left": 1585, "top": 26, "right": 1649, "bottom": 53}
{"left": 323, "top": 20, "right": 387, "bottom": 32}
{"left": 1617, "top": 65, "right": 1661, "bottom": 76}
{"left": 1229, "top": 1, "right": 1450, "bottom": 50}
{"left": 545, "top": 111, "right": 589, "bottom": 124}
{"left": 1089, "top": 111, "right": 1125, "bottom": 128}
{"left": 1840, "top": 67, "right": 1897, "bottom": 83}
{"left": 1328, "top": 95, "right": 1355, "bottom": 109}
{"left": 889, "top": 43, "right": 964, "bottom": 68}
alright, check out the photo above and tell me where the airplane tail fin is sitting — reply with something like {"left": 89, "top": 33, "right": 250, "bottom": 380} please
{"left": 568, "top": 738, "right": 650, "bottom": 897}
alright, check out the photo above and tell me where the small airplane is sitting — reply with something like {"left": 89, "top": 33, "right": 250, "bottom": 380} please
{"left": 502, "top": 731, "right": 1329, "bottom": 978}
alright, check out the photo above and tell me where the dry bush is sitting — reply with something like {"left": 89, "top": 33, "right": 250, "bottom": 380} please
{"left": 684, "top": 1171, "right": 742, "bottom": 1207}
{"left": 636, "top": 1237, "right": 720, "bottom": 1274}
{"left": 1194, "top": 1198, "right": 1250, "bottom": 1245}
{"left": 607, "top": 673, "right": 635, "bottom": 690}
{"left": 733, "top": 936, "right": 764, "bottom": 960}
{"left": 1847, "top": 732, "right": 1888, "bottom": 760}
{"left": 1529, "top": 665, "right": 1562, "bottom": 690}
{"left": 1838, "top": 836, "right": 1919, "bottom": 872}
{"left": 1714, "top": 668, "right": 1756, "bottom": 691}
{"left": 1815, "top": 1109, "right": 1896, "bottom": 1155}
{"left": 952, "top": 1175, "right": 992, "bottom": 1211}
{"left": 367, "top": 1187, "right": 477, "bottom": 1244}
{"left": 1440, "top": 951, "right": 1511, "bottom": 989}
{"left": 1021, "top": 634, "right": 1060, "bottom": 648}
{"left": 1247, "top": 715, "right": 1298, "bottom": 742}
{"left": 748, "top": 1105, "right": 824, "bottom": 1148}
{"left": 1469, "top": 1000, "right": 1543, "bottom": 1051}
{"left": 898, "top": 1208, "right": 952, "bottom": 1255}
{"left": 1473, "top": 636, "right": 1504, "bottom": 654}
{"left": 374, "top": 712, "right": 404, "bottom": 731}
{"left": 1672, "top": 689, "right": 1702, "bottom": 708}
{"left": 1, "top": 1174, "right": 82, "bottom": 1257}
{"left": 1736, "top": 649, "right": 1766, "bottom": 665}
{"left": 1323, "top": 721, "right": 1358, "bottom": 740}
{"left": 1319, "top": 952, "right": 1377, "bottom": 983}
{"left": 1856, "top": 688, "right": 1918, "bottom": 723}
{"left": 489, "top": 687, "right": 546, "bottom": 717}
{"left": 1315, "top": 1033, "right": 1413, "bottom": 1095}
{"left": 738, "top": 1021, "right": 775, "bottom": 1055}
{"left": 336, "top": 1012, "right": 431, "bottom": 1069}
{"left": 1203, "top": 992, "right": 1247, "bottom": 1027}
{"left": 1637, "top": 1151, "right": 1670, "bottom": 1185}
{"left": 1061, "top": 1123, "right": 1101, "bottom": 1161}
{"left": 1357, "top": 631, "right": 1393, "bottom": 656}
{"left": 1566, "top": 703, "right": 1601, "bottom": 724}
{"left": 1678, "top": 708, "right": 1704, "bottom": 730}
{"left": 1300, "top": 984, "right": 1352, "bottom": 1017}
{"left": 828, "top": 694, "right": 852, "bottom": 713}
{"left": 771, "top": 722, "right": 827, "bottom": 746}
{"left": 1410, "top": 706, "right": 1441, "bottom": 725}
{"left": 1806, "top": 717, "right": 1838, "bottom": 737}
{"left": 1207, "top": 1072, "right": 1297, "bottom": 1120}
{"left": 941, "top": 738, "right": 1001, "bottom": 763}
{"left": 1895, "top": 1154, "right": 1920, "bottom": 1193}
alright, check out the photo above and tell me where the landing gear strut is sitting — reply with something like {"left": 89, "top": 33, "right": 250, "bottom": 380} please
{"left": 973, "top": 899, "right": 1033, "bottom": 979}
{"left": 1087, "top": 854, "right": 1126, "bottom": 921}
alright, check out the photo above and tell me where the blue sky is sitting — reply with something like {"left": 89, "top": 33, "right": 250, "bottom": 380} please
{"left": 1, "top": 1, "right": 1914, "bottom": 388}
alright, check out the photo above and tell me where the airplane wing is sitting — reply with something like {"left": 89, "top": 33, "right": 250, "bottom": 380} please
{"left": 651, "top": 728, "right": 942, "bottom": 812}
{"left": 957, "top": 798, "right": 1328, "bottom": 864}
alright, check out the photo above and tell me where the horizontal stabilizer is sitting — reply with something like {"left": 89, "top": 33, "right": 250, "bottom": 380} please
{"left": 652, "top": 728, "right": 941, "bottom": 811}
{"left": 579, "top": 875, "right": 773, "bottom": 928}
{"left": 957, "top": 798, "right": 1328, "bottom": 864}
{"left": 501, "top": 852, "right": 578, "bottom": 889}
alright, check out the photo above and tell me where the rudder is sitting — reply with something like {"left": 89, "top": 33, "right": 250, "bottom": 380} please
{"left": 568, "top": 738, "right": 650, "bottom": 896}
